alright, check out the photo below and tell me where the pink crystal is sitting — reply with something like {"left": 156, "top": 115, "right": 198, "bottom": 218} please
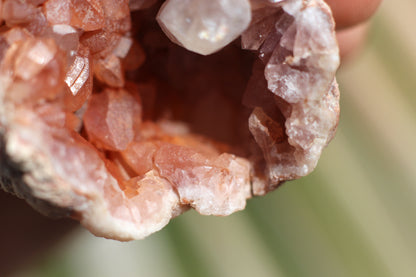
{"left": 14, "top": 39, "right": 57, "bottom": 80}
{"left": 44, "top": 0, "right": 105, "bottom": 31}
{"left": 93, "top": 54, "right": 125, "bottom": 88}
{"left": 2, "top": 27, "right": 33, "bottom": 45}
{"left": 63, "top": 46, "right": 92, "bottom": 111}
{"left": 83, "top": 88, "right": 142, "bottom": 151}
{"left": 0, "top": 27, "right": 33, "bottom": 62}
{"left": 117, "top": 172, "right": 180, "bottom": 239}
{"left": 43, "top": 0, "right": 71, "bottom": 26}
{"left": 121, "top": 141, "right": 159, "bottom": 176}
{"left": 80, "top": 30, "right": 123, "bottom": 58}
{"left": 1, "top": 38, "right": 65, "bottom": 103}
{"left": 155, "top": 143, "right": 251, "bottom": 215}
{"left": 23, "top": 6, "right": 48, "bottom": 35}
{"left": 101, "top": 0, "right": 131, "bottom": 33}
{"left": 45, "top": 24, "right": 80, "bottom": 53}
{"left": 2, "top": 0, "right": 38, "bottom": 26}
{"left": 0, "top": 0, "right": 340, "bottom": 241}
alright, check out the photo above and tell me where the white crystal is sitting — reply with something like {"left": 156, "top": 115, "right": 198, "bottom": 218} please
{"left": 157, "top": 0, "right": 251, "bottom": 55}
{"left": 65, "top": 55, "right": 89, "bottom": 95}
{"left": 112, "top": 36, "right": 133, "bottom": 59}
{"left": 50, "top": 24, "right": 80, "bottom": 52}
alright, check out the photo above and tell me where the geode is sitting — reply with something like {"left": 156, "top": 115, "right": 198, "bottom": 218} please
{"left": 0, "top": 0, "right": 339, "bottom": 241}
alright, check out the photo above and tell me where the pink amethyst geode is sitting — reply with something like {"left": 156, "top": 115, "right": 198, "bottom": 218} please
{"left": 0, "top": 0, "right": 340, "bottom": 240}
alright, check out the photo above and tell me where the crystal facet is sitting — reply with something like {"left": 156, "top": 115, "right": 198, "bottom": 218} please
{"left": 83, "top": 88, "right": 142, "bottom": 151}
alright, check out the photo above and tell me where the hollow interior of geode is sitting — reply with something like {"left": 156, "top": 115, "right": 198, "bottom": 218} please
{"left": 105, "top": 5, "right": 280, "bottom": 195}
{"left": 130, "top": 7, "right": 256, "bottom": 152}
{"left": 118, "top": 6, "right": 289, "bottom": 194}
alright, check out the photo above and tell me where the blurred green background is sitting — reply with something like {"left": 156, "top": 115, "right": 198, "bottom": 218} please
{"left": 10, "top": 1, "right": 416, "bottom": 276}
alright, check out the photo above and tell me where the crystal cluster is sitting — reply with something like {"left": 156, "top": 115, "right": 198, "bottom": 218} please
{"left": 0, "top": 0, "right": 339, "bottom": 240}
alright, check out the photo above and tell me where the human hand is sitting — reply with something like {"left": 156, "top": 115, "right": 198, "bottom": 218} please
{"left": 326, "top": 0, "right": 383, "bottom": 60}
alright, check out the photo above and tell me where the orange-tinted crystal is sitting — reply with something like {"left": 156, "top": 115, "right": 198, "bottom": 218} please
{"left": 83, "top": 88, "right": 142, "bottom": 151}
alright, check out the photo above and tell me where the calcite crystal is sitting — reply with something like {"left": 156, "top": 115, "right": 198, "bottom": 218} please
{"left": 157, "top": 0, "right": 251, "bottom": 55}
{"left": 0, "top": 0, "right": 339, "bottom": 240}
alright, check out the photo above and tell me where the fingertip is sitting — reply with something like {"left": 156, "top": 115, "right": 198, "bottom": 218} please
{"left": 337, "top": 22, "right": 370, "bottom": 64}
{"left": 325, "top": 0, "right": 382, "bottom": 29}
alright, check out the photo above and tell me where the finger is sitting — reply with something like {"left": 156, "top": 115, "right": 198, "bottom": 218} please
{"left": 337, "top": 22, "right": 370, "bottom": 63}
{"left": 325, "top": 0, "right": 382, "bottom": 29}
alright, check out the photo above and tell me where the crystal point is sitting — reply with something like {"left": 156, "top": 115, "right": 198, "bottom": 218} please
{"left": 83, "top": 88, "right": 142, "bottom": 151}
{"left": 63, "top": 46, "right": 92, "bottom": 111}
{"left": 157, "top": 0, "right": 252, "bottom": 55}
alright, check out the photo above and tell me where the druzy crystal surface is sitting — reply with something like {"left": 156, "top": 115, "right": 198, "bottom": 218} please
{"left": 0, "top": 0, "right": 340, "bottom": 240}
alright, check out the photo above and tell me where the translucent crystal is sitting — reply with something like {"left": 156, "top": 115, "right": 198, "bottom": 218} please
{"left": 83, "top": 88, "right": 142, "bottom": 151}
{"left": 120, "top": 171, "right": 180, "bottom": 238}
{"left": 14, "top": 39, "right": 57, "bottom": 80}
{"left": 2, "top": 0, "right": 38, "bottom": 26}
{"left": 1, "top": 38, "right": 65, "bottom": 102}
{"left": 65, "top": 55, "right": 89, "bottom": 93}
{"left": 2, "top": 28, "right": 33, "bottom": 45}
{"left": 0, "top": 27, "right": 33, "bottom": 63}
{"left": 43, "top": 0, "right": 71, "bottom": 26}
{"left": 101, "top": 0, "right": 131, "bottom": 33}
{"left": 121, "top": 141, "right": 159, "bottom": 176}
{"left": 157, "top": 0, "right": 252, "bottom": 55}
{"left": 35, "top": 102, "right": 82, "bottom": 132}
{"left": 44, "top": 0, "right": 105, "bottom": 31}
{"left": 93, "top": 54, "right": 125, "bottom": 88}
{"left": 155, "top": 143, "right": 251, "bottom": 215}
{"left": 63, "top": 46, "right": 92, "bottom": 111}
{"left": 24, "top": 6, "right": 48, "bottom": 35}
{"left": 45, "top": 24, "right": 80, "bottom": 53}
{"left": 112, "top": 36, "right": 133, "bottom": 59}
{"left": 80, "top": 30, "right": 122, "bottom": 58}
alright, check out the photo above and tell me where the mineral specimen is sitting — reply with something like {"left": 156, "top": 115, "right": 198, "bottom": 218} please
{"left": 0, "top": 0, "right": 339, "bottom": 241}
